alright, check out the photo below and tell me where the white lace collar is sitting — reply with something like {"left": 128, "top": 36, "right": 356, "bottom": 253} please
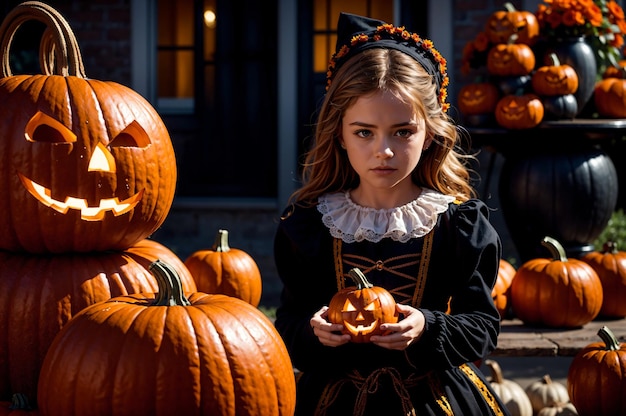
{"left": 318, "top": 189, "right": 456, "bottom": 243}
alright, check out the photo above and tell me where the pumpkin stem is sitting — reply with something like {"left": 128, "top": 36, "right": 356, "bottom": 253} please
{"left": 348, "top": 268, "right": 373, "bottom": 290}
{"left": 0, "top": 1, "right": 86, "bottom": 77}
{"left": 149, "top": 260, "right": 191, "bottom": 306}
{"left": 597, "top": 326, "right": 620, "bottom": 351}
{"left": 541, "top": 236, "right": 568, "bottom": 262}
{"left": 507, "top": 33, "right": 519, "bottom": 45}
{"left": 542, "top": 374, "right": 553, "bottom": 384}
{"left": 503, "top": 2, "right": 516, "bottom": 12}
{"left": 212, "top": 229, "right": 231, "bottom": 252}
{"left": 548, "top": 53, "right": 561, "bottom": 67}
{"left": 9, "top": 393, "right": 33, "bottom": 410}
{"left": 485, "top": 359, "right": 504, "bottom": 384}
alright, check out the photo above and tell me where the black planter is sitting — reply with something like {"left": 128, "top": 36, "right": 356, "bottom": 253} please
{"left": 499, "top": 145, "right": 618, "bottom": 261}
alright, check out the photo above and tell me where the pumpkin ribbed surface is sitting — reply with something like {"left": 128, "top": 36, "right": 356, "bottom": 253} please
{"left": 567, "top": 326, "right": 626, "bottom": 416}
{"left": 581, "top": 243, "right": 626, "bottom": 318}
{"left": 0, "top": 241, "right": 196, "bottom": 404}
{"left": 0, "top": 74, "right": 177, "bottom": 253}
{"left": 37, "top": 292, "right": 296, "bottom": 416}
{"left": 510, "top": 237, "right": 603, "bottom": 328}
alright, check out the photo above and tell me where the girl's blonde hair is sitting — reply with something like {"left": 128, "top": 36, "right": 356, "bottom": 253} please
{"left": 289, "top": 48, "right": 476, "bottom": 206}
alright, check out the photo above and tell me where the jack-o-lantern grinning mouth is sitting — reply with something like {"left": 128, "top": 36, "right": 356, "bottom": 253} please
{"left": 344, "top": 319, "right": 379, "bottom": 335}
{"left": 18, "top": 173, "right": 144, "bottom": 221}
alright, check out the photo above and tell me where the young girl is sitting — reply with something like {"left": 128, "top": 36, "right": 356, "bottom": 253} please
{"left": 274, "top": 12, "right": 510, "bottom": 416}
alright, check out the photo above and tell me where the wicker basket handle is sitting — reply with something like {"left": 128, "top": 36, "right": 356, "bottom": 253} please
{"left": 0, "top": 1, "right": 86, "bottom": 77}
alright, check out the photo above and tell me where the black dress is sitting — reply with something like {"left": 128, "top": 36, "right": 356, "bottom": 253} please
{"left": 274, "top": 191, "right": 510, "bottom": 416}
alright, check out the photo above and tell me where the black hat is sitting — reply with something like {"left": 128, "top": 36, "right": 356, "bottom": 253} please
{"left": 326, "top": 12, "right": 449, "bottom": 112}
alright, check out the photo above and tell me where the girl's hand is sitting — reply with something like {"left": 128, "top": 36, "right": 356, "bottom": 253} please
{"left": 369, "top": 304, "right": 425, "bottom": 350}
{"left": 310, "top": 306, "right": 351, "bottom": 347}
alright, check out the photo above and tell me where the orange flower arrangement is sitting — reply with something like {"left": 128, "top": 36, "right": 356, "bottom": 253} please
{"left": 461, "top": 31, "right": 492, "bottom": 75}
{"left": 536, "top": 0, "right": 626, "bottom": 73}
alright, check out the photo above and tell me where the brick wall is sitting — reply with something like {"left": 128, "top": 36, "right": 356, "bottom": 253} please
{"left": 453, "top": 0, "right": 526, "bottom": 89}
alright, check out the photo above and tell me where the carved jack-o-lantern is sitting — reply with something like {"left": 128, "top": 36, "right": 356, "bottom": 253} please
{"left": 531, "top": 54, "right": 578, "bottom": 96}
{"left": 487, "top": 39, "right": 535, "bottom": 77}
{"left": 495, "top": 93, "right": 544, "bottom": 129}
{"left": 485, "top": 3, "right": 539, "bottom": 45}
{"left": 0, "top": 3, "right": 177, "bottom": 253}
{"left": 458, "top": 82, "right": 500, "bottom": 115}
{"left": 327, "top": 268, "right": 398, "bottom": 343}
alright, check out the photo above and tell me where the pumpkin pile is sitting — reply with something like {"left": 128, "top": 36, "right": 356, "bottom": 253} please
{"left": 485, "top": 359, "right": 579, "bottom": 416}
{"left": 0, "top": 3, "right": 294, "bottom": 415}
{"left": 459, "top": 3, "right": 585, "bottom": 128}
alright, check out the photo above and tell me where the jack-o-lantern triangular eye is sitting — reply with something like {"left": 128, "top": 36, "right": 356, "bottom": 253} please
{"left": 343, "top": 299, "right": 356, "bottom": 312}
{"left": 364, "top": 301, "right": 376, "bottom": 311}
{"left": 25, "top": 111, "right": 76, "bottom": 143}
{"left": 109, "top": 120, "right": 151, "bottom": 149}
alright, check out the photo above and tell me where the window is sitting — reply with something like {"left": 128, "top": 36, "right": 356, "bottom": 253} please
{"left": 156, "top": 0, "right": 278, "bottom": 198}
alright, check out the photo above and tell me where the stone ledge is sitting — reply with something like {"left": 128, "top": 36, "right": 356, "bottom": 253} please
{"left": 494, "top": 317, "right": 626, "bottom": 357}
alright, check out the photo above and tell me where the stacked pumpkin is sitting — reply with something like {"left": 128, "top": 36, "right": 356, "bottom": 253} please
{"left": 0, "top": 2, "right": 295, "bottom": 415}
{"left": 485, "top": 328, "right": 626, "bottom": 416}
{"left": 458, "top": 4, "right": 581, "bottom": 129}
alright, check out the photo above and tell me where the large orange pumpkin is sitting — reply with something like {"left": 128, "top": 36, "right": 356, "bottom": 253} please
{"left": 0, "top": 240, "right": 196, "bottom": 404}
{"left": 510, "top": 236, "right": 603, "bottom": 328}
{"left": 327, "top": 268, "right": 398, "bottom": 343}
{"left": 0, "top": 2, "right": 177, "bottom": 253}
{"left": 37, "top": 260, "right": 296, "bottom": 416}
{"left": 581, "top": 241, "right": 626, "bottom": 318}
{"left": 184, "top": 229, "right": 263, "bottom": 307}
{"left": 567, "top": 326, "right": 626, "bottom": 416}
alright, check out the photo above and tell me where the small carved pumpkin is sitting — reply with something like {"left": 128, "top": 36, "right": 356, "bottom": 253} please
{"left": 594, "top": 76, "right": 626, "bottom": 118}
{"left": 458, "top": 81, "right": 500, "bottom": 115}
{"left": 567, "top": 326, "right": 626, "bottom": 416}
{"left": 327, "top": 268, "right": 398, "bottom": 343}
{"left": 487, "top": 36, "right": 535, "bottom": 76}
{"left": 532, "top": 54, "right": 579, "bottom": 96}
{"left": 184, "top": 229, "right": 263, "bottom": 307}
{"left": 37, "top": 260, "right": 296, "bottom": 416}
{"left": 485, "top": 2, "right": 539, "bottom": 45}
{"left": 581, "top": 241, "right": 626, "bottom": 318}
{"left": 495, "top": 93, "right": 544, "bottom": 129}
{"left": 510, "top": 237, "right": 603, "bottom": 328}
{"left": 485, "top": 359, "right": 534, "bottom": 416}
{"left": 0, "top": 3, "right": 177, "bottom": 253}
